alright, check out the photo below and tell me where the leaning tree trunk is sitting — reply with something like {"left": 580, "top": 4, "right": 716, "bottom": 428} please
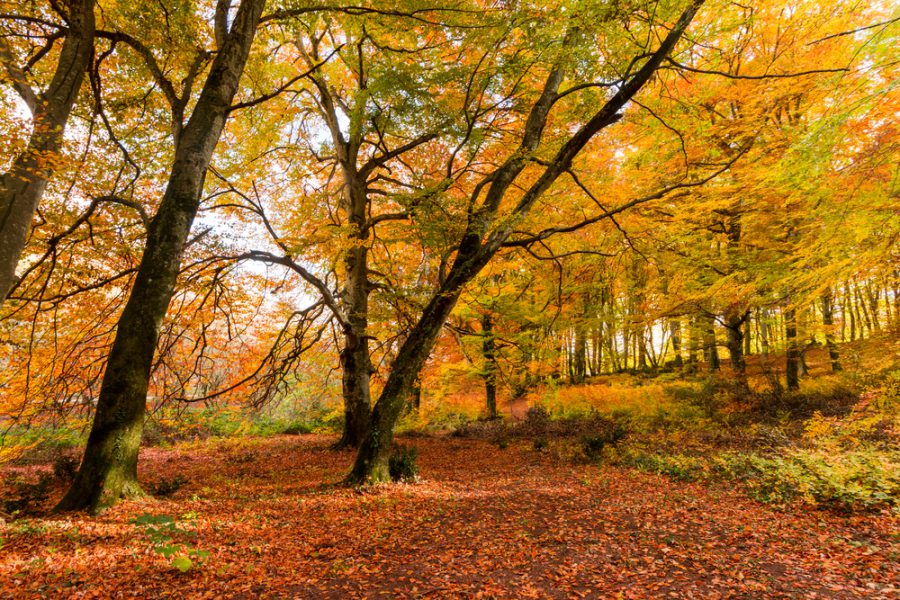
{"left": 347, "top": 1, "right": 703, "bottom": 483}
{"left": 0, "top": 0, "right": 95, "bottom": 305}
{"left": 349, "top": 283, "right": 467, "bottom": 483}
{"left": 56, "top": 0, "right": 266, "bottom": 514}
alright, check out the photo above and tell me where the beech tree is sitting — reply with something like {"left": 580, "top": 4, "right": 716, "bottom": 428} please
{"left": 57, "top": 0, "right": 267, "bottom": 513}
{"left": 347, "top": 0, "right": 708, "bottom": 482}
{"left": 0, "top": 0, "right": 96, "bottom": 305}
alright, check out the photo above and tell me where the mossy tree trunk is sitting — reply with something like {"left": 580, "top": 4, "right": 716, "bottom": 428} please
{"left": 481, "top": 312, "right": 498, "bottom": 418}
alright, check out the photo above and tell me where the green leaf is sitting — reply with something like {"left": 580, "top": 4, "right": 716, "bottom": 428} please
{"left": 156, "top": 545, "right": 179, "bottom": 558}
{"left": 171, "top": 556, "right": 193, "bottom": 572}
{"left": 132, "top": 514, "right": 175, "bottom": 526}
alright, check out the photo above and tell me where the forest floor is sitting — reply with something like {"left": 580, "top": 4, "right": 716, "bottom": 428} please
{"left": 1, "top": 434, "right": 897, "bottom": 599}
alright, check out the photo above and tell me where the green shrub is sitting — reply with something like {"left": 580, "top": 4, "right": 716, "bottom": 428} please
{"left": 388, "top": 445, "right": 419, "bottom": 482}
{"left": 716, "top": 448, "right": 898, "bottom": 511}
{"left": 581, "top": 424, "right": 626, "bottom": 461}
{"left": 532, "top": 437, "right": 548, "bottom": 451}
{"left": 524, "top": 405, "right": 550, "bottom": 427}
{"left": 626, "top": 452, "right": 706, "bottom": 482}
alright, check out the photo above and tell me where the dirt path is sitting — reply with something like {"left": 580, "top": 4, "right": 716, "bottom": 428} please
{"left": 1, "top": 436, "right": 896, "bottom": 598}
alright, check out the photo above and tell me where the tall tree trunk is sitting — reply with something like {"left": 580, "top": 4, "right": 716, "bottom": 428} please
{"left": 864, "top": 283, "right": 881, "bottom": 331}
{"left": 821, "top": 289, "right": 842, "bottom": 372}
{"left": 573, "top": 323, "right": 587, "bottom": 383}
{"left": 481, "top": 312, "right": 498, "bottom": 418}
{"left": 687, "top": 317, "right": 699, "bottom": 366}
{"left": 759, "top": 308, "right": 770, "bottom": 358}
{"left": 845, "top": 284, "right": 857, "bottom": 341}
{"left": 0, "top": 0, "right": 95, "bottom": 305}
{"left": 839, "top": 292, "right": 847, "bottom": 342}
{"left": 855, "top": 285, "right": 872, "bottom": 335}
{"left": 703, "top": 314, "right": 720, "bottom": 372}
{"left": 785, "top": 306, "right": 800, "bottom": 391}
{"left": 56, "top": 0, "right": 266, "bottom": 514}
{"left": 743, "top": 316, "right": 751, "bottom": 357}
{"left": 336, "top": 242, "right": 372, "bottom": 448}
{"left": 724, "top": 308, "right": 747, "bottom": 376}
{"left": 637, "top": 324, "right": 648, "bottom": 371}
{"left": 669, "top": 319, "right": 683, "bottom": 367}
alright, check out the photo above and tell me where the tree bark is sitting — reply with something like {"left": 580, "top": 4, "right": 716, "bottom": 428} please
{"left": 703, "top": 314, "right": 720, "bottom": 372}
{"left": 56, "top": 0, "right": 266, "bottom": 514}
{"left": 724, "top": 308, "right": 748, "bottom": 376}
{"left": 864, "top": 283, "right": 880, "bottom": 331}
{"left": 573, "top": 323, "right": 587, "bottom": 384}
{"left": 785, "top": 306, "right": 800, "bottom": 391}
{"left": 821, "top": 289, "right": 842, "bottom": 372}
{"left": 0, "top": 0, "right": 95, "bottom": 305}
{"left": 687, "top": 317, "right": 699, "bottom": 366}
{"left": 335, "top": 219, "right": 372, "bottom": 447}
{"left": 669, "top": 319, "right": 683, "bottom": 367}
{"left": 481, "top": 312, "right": 498, "bottom": 418}
{"left": 743, "top": 316, "right": 751, "bottom": 357}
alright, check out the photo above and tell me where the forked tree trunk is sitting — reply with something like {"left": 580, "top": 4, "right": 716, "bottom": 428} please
{"left": 349, "top": 284, "right": 467, "bottom": 482}
{"left": 0, "top": 0, "right": 95, "bottom": 305}
{"left": 56, "top": 0, "right": 266, "bottom": 514}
